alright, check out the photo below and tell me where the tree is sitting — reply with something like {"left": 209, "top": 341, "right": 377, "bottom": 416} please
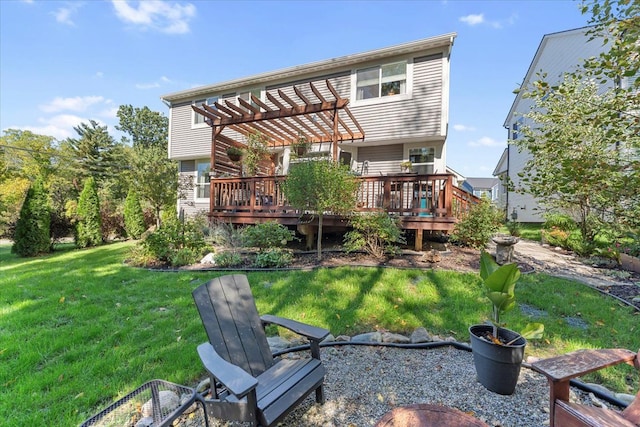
{"left": 516, "top": 74, "right": 638, "bottom": 241}
{"left": 76, "top": 177, "right": 102, "bottom": 248}
{"left": 115, "top": 105, "right": 168, "bottom": 149}
{"left": 513, "top": 0, "right": 640, "bottom": 240}
{"left": 12, "top": 179, "right": 51, "bottom": 256}
{"left": 116, "top": 106, "right": 178, "bottom": 228}
{"left": 0, "top": 129, "right": 57, "bottom": 181}
{"left": 124, "top": 188, "right": 146, "bottom": 239}
{"left": 61, "top": 120, "right": 124, "bottom": 186}
{"left": 282, "top": 160, "right": 359, "bottom": 260}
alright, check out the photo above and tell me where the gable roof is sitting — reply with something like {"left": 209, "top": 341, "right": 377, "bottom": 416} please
{"left": 161, "top": 33, "right": 456, "bottom": 104}
{"left": 503, "top": 26, "right": 599, "bottom": 128}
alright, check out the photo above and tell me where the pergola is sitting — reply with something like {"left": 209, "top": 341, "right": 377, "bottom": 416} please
{"left": 191, "top": 80, "right": 365, "bottom": 176}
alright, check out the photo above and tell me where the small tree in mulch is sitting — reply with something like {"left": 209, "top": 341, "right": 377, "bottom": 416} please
{"left": 450, "top": 197, "right": 502, "bottom": 249}
{"left": 282, "top": 160, "right": 359, "bottom": 260}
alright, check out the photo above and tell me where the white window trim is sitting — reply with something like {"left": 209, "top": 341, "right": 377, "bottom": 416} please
{"left": 350, "top": 59, "right": 413, "bottom": 107}
{"left": 194, "top": 159, "right": 211, "bottom": 203}
{"left": 191, "top": 97, "right": 218, "bottom": 129}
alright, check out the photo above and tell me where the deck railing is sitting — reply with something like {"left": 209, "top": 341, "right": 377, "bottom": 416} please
{"left": 209, "top": 173, "right": 479, "bottom": 219}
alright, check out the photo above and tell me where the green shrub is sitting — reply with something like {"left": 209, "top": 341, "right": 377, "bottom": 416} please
{"left": 450, "top": 198, "right": 502, "bottom": 249}
{"left": 170, "top": 247, "right": 202, "bottom": 267}
{"left": 76, "top": 177, "right": 103, "bottom": 248}
{"left": 505, "top": 220, "right": 521, "bottom": 237}
{"left": 253, "top": 248, "right": 293, "bottom": 268}
{"left": 12, "top": 179, "right": 51, "bottom": 257}
{"left": 124, "top": 189, "right": 146, "bottom": 239}
{"left": 140, "top": 217, "right": 208, "bottom": 266}
{"left": 242, "top": 222, "right": 296, "bottom": 249}
{"left": 343, "top": 212, "right": 406, "bottom": 259}
{"left": 542, "top": 213, "right": 577, "bottom": 231}
{"left": 214, "top": 251, "right": 243, "bottom": 267}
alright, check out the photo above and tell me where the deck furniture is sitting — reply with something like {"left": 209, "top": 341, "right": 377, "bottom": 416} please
{"left": 192, "top": 274, "right": 330, "bottom": 426}
{"left": 532, "top": 348, "right": 640, "bottom": 427}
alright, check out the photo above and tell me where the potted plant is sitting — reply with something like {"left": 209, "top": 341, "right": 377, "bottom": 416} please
{"left": 291, "top": 135, "right": 311, "bottom": 157}
{"left": 226, "top": 146, "right": 243, "bottom": 162}
{"left": 401, "top": 161, "right": 412, "bottom": 173}
{"left": 469, "top": 251, "right": 544, "bottom": 395}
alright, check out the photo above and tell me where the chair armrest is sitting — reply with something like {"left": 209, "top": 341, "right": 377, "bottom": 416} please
{"left": 260, "top": 314, "right": 330, "bottom": 342}
{"left": 197, "top": 343, "right": 258, "bottom": 398}
{"left": 531, "top": 348, "right": 637, "bottom": 382}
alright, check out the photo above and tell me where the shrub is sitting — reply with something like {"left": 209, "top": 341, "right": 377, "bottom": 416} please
{"left": 140, "top": 216, "right": 208, "bottom": 266}
{"left": 242, "top": 222, "right": 296, "bottom": 249}
{"left": 253, "top": 248, "right": 293, "bottom": 268}
{"left": 505, "top": 220, "right": 521, "bottom": 237}
{"left": 450, "top": 198, "right": 502, "bottom": 249}
{"left": 343, "top": 212, "right": 406, "bottom": 259}
{"left": 542, "top": 227, "right": 569, "bottom": 247}
{"left": 124, "top": 189, "right": 146, "bottom": 239}
{"left": 76, "top": 177, "right": 103, "bottom": 248}
{"left": 214, "top": 251, "right": 243, "bottom": 267}
{"left": 12, "top": 179, "right": 51, "bottom": 257}
{"left": 542, "top": 213, "right": 577, "bottom": 231}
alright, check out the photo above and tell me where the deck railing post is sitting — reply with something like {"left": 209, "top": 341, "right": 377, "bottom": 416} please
{"left": 444, "top": 175, "right": 453, "bottom": 217}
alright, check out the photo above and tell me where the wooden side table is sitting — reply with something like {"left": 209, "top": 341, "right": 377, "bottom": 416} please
{"left": 376, "top": 404, "right": 489, "bottom": 427}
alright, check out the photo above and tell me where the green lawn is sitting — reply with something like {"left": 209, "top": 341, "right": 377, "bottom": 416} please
{"left": 1, "top": 241, "right": 638, "bottom": 425}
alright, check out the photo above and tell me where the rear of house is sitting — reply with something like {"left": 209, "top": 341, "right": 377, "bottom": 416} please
{"left": 161, "top": 33, "right": 457, "bottom": 218}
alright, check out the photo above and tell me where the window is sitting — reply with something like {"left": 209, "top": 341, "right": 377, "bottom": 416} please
{"left": 193, "top": 97, "right": 218, "bottom": 125}
{"left": 409, "top": 147, "right": 435, "bottom": 164}
{"left": 195, "top": 160, "right": 211, "bottom": 199}
{"left": 511, "top": 117, "right": 523, "bottom": 140}
{"left": 356, "top": 61, "right": 407, "bottom": 100}
{"left": 238, "top": 89, "right": 262, "bottom": 108}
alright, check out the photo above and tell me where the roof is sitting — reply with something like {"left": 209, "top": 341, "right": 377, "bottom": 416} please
{"left": 465, "top": 177, "right": 499, "bottom": 190}
{"left": 161, "top": 33, "right": 456, "bottom": 104}
{"left": 503, "top": 26, "right": 595, "bottom": 128}
{"left": 493, "top": 148, "right": 508, "bottom": 176}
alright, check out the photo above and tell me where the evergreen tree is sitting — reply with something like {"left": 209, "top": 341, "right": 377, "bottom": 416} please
{"left": 12, "top": 179, "right": 51, "bottom": 256}
{"left": 124, "top": 188, "right": 146, "bottom": 239}
{"left": 76, "top": 177, "right": 102, "bottom": 248}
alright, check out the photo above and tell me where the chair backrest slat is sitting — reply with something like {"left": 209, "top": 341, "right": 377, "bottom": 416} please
{"left": 193, "top": 275, "right": 274, "bottom": 377}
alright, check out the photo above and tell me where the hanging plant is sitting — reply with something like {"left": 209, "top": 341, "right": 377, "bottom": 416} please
{"left": 226, "top": 146, "right": 243, "bottom": 162}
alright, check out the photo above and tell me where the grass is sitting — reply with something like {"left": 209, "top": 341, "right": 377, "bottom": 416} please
{"left": 1, "top": 241, "right": 638, "bottom": 425}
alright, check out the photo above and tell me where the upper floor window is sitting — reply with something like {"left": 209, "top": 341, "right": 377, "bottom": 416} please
{"left": 238, "top": 89, "right": 262, "bottom": 108}
{"left": 356, "top": 61, "right": 407, "bottom": 100}
{"left": 193, "top": 97, "right": 218, "bottom": 125}
{"left": 511, "top": 117, "right": 523, "bottom": 140}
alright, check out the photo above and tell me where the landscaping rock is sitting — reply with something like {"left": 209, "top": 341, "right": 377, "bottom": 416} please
{"left": 351, "top": 332, "right": 382, "bottom": 343}
{"left": 410, "top": 327, "right": 432, "bottom": 343}
{"left": 141, "top": 390, "right": 179, "bottom": 417}
{"left": 267, "top": 336, "right": 291, "bottom": 352}
{"left": 200, "top": 253, "right": 216, "bottom": 265}
{"left": 381, "top": 332, "right": 410, "bottom": 343}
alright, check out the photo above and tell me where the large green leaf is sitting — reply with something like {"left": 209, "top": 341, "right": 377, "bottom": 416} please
{"left": 484, "top": 262, "right": 520, "bottom": 293}
{"left": 479, "top": 251, "right": 499, "bottom": 280}
{"left": 520, "top": 323, "right": 545, "bottom": 340}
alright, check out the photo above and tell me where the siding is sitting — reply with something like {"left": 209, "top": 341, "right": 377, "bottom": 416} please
{"left": 349, "top": 54, "right": 443, "bottom": 142}
{"left": 168, "top": 50, "right": 448, "bottom": 160}
{"left": 357, "top": 145, "right": 403, "bottom": 175}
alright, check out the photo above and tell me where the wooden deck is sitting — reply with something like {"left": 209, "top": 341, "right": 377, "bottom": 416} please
{"left": 208, "top": 173, "right": 479, "bottom": 249}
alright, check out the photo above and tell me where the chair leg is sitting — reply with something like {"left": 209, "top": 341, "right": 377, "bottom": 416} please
{"left": 315, "top": 386, "right": 325, "bottom": 404}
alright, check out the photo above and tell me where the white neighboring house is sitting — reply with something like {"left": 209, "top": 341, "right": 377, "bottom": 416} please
{"left": 497, "top": 27, "right": 610, "bottom": 223}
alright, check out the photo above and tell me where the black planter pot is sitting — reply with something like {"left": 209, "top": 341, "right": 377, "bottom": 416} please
{"left": 469, "top": 324, "right": 526, "bottom": 395}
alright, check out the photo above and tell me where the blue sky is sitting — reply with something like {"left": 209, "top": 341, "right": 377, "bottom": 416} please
{"left": 0, "top": 0, "right": 592, "bottom": 177}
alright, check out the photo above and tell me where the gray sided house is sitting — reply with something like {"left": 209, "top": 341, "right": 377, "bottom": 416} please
{"left": 498, "top": 27, "right": 609, "bottom": 223}
{"left": 160, "top": 33, "right": 477, "bottom": 248}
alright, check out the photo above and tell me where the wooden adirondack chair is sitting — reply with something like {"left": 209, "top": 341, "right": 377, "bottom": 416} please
{"left": 192, "top": 274, "right": 330, "bottom": 426}
{"left": 531, "top": 348, "right": 640, "bottom": 427}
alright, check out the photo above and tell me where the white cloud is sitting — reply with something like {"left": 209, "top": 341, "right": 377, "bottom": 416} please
{"left": 112, "top": 0, "right": 196, "bottom": 34}
{"left": 95, "top": 71, "right": 104, "bottom": 78}
{"left": 468, "top": 136, "right": 502, "bottom": 147}
{"left": 459, "top": 14, "right": 484, "bottom": 26}
{"left": 39, "top": 96, "right": 106, "bottom": 113}
{"left": 453, "top": 124, "right": 476, "bottom": 132}
{"left": 459, "top": 12, "right": 517, "bottom": 29}
{"left": 52, "top": 3, "right": 83, "bottom": 26}
{"left": 136, "top": 75, "right": 173, "bottom": 89}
